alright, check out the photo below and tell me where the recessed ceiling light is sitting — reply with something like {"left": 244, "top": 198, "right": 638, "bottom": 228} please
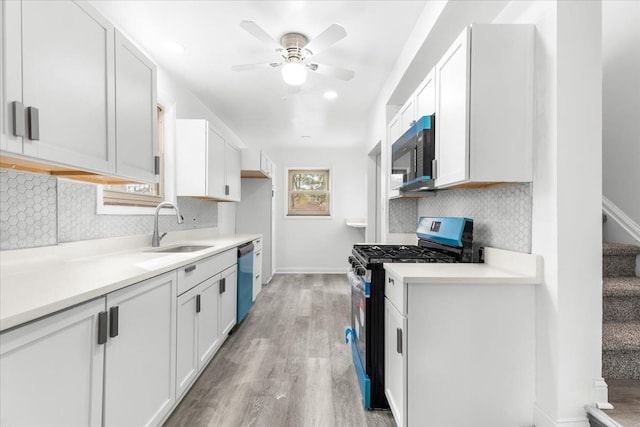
{"left": 164, "top": 40, "right": 185, "bottom": 54}
{"left": 324, "top": 90, "right": 338, "bottom": 100}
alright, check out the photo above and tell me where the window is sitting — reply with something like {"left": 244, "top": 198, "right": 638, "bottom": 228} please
{"left": 102, "top": 106, "right": 164, "bottom": 207}
{"left": 287, "top": 169, "right": 331, "bottom": 216}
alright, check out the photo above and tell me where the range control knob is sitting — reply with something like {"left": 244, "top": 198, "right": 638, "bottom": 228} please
{"left": 356, "top": 267, "right": 366, "bottom": 276}
{"left": 347, "top": 256, "right": 355, "bottom": 265}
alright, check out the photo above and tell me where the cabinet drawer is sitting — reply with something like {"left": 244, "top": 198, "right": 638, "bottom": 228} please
{"left": 252, "top": 238, "right": 263, "bottom": 252}
{"left": 177, "top": 249, "right": 236, "bottom": 295}
{"left": 385, "top": 271, "right": 405, "bottom": 315}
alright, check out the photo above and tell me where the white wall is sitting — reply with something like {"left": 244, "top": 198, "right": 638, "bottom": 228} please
{"left": 602, "top": 0, "right": 640, "bottom": 243}
{"left": 269, "top": 146, "right": 367, "bottom": 273}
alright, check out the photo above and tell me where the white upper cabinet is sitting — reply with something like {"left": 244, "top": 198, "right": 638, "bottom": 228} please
{"left": 114, "top": 30, "right": 158, "bottom": 183}
{"left": 241, "top": 148, "right": 274, "bottom": 179}
{"left": 176, "top": 119, "right": 241, "bottom": 202}
{"left": 3, "top": 0, "right": 116, "bottom": 173}
{"left": 414, "top": 69, "right": 436, "bottom": 119}
{"left": 435, "top": 25, "right": 533, "bottom": 188}
{"left": 399, "top": 97, "right": 415, "bottom": 135}
{"left": 1, "top": 1, "right": 158, "bottom": 184}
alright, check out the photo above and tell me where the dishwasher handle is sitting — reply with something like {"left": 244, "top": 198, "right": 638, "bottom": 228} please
{"left": 237, "top": 242, "right": 254, "bottom": 257}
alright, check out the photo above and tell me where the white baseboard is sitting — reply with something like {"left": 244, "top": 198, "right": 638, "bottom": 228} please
{"left": 534, "top": 404, "right": 590, "bottom": 427}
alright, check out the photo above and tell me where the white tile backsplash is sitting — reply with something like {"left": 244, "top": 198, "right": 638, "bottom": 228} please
{"left": 1, "top": 170, "right": 219, "bottom": 250}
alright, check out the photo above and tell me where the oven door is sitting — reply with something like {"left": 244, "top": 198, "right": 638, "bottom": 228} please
{"left": 347, "top": 270, "right": 371, "bottom": 408}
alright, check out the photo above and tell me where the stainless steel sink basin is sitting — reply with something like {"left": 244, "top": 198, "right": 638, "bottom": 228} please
{"left": 149, "top": 245, "right": 213, "bottom": 253}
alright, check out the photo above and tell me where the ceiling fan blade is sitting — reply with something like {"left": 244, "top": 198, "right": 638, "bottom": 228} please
{"left": 308, "top": 63, "right": 354, "bottom": 81}
{"left": 239, "top": 20, "right": 284, "bottom": 53}
{"left": 303, "top": 24, "right": 347, "bottom": 57}
{"left": 231, "top": 62, "right": 282, "bottom": 72}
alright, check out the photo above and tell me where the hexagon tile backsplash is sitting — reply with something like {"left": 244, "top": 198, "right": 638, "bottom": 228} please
{"left": 1, "top": 169, "right": 219, "bottom": 251}
{"left": 0, "top": 169, "right": 57, "bottom": 250}
{"left": 416, "top": 183, "right": 532, "bottom": 253}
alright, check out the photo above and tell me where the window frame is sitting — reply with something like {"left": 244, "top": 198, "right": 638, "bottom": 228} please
{"left": 97, "top": 104, "right": 171, "bottom": 215}
{"left": 285, "top": 167, "right": 332, "bottom": 218}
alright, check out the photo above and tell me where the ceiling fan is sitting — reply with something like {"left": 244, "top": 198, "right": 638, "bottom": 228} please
{"left": 232, "top": 20, "right": 355, "bottom": 86}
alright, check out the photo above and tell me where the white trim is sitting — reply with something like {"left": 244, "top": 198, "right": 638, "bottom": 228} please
{"left": 283, "top": 166, "right": 333, "bottom": 219}
{"left": 534, "top": 404, "right": 590, "bottom": 427}
{"left": 585, "top": 405, "right": 624, "bottom": 427}
{"left": 603, "top": 195, "right": 640, "bottom": 243}
{"left": 593, "top": 377, "right": 613, "bottom": 410}
{"left": 95, "top": 186, "right": 174, "bottom": 216}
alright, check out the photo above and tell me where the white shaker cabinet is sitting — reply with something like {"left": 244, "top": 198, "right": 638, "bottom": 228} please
{"left": 103, "top": 271, "right": 177, "bottom": 427}
{"left": 219, "top": 265, "right": 238, "bottom": 336}
{"left": 176, "top": 119, "right": 241, "bottom": 201}
{"left": 0, "top": 298, "right": 106, "bottom": 427}
{"left": 176, "top": 275, "right": 221, "bottom": 399}
{"left": 241, "top": 148, "right": 274, "bottom": 178}
{"left": 2, "top": 0, "right": 116, "bottom": 173}
{"left": 435, "top": 25, "right": 533, "bottom": 188}
{"left": 114, "top": 29, "right": 158, "bottom": 183}
{"left": 252, "top": 238, "right": 263, "bottom": 300}
{"left": 383, "top": 268, "right": 536, "bottom": 427}
{"left": 414, "top": 69, "right": 436, "bottom": 120}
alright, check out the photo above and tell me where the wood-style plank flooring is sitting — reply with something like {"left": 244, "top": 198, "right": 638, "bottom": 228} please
{"left": 604, "top": 379, "right": 640, "bottom": 427}
{"left": 164, "top": 274, "right": 396, "bottom": 427}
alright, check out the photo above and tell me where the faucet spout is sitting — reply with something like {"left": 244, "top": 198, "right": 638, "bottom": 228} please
{"left": 152, "top": 202, "right": 184, "bottom": 247}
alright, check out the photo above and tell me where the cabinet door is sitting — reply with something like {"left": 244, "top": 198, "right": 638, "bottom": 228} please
{"left": 115, "top": 30, "right": 158, "bottom": 183}
{"left": 207, "top": 126, "right": 226, "bottom": 199}
{"left": 7, "top": 0, "right": 116, "bottom": 173}
{"left": 176, "top": 286, "right": 199, "bottom": 399}
{"left": 219, "top": 265, "right": 237, "bottom": 337}
{"left": 0, "top": 298, "right": 105, "bottom": 427}
{"left": 198, "top": 275, "right": 221, "bottom": 367}
{"left": 435, "top": 27, "right": 470, "bottom": 188}
{"left": 253, "top": 249, "right": 262, "bottom": 301}
{"left": 385, "top": 299, "right": 407, "bottom": 427}
{"left": 399, "top": 98, "right": 415, "bottom": 134}
{"left": 104, "top": 271, "right": 177, "bottom": 427}
{"left": 388, "top": 113, "right": 401, "bottom": 144}
{"left": 225, "top": 142, "right": 241, "bottom": 201}
{"left": 415, "top": 69, "right": 436, "bottom": 119}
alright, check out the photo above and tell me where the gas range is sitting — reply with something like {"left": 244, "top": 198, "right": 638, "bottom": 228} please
{"left": 345, "top": 216, "right": 474, "bottom": 410}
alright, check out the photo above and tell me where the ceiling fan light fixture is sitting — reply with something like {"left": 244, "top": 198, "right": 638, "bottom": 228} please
{"left": 281, "top": 62, "right": 307, "bottom": 86}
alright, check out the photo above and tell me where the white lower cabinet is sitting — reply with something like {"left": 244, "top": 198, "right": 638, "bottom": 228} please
{"left": 252, "top": 238, "right": 263, "bottom": 301}
{"left": 0, "top": 298, "right": 105, "bottom": 427}
{"left": 103, "top": 271, "right": 177, "bottom": 427}
{"left": 175, "top": 254, "right": 237, "bottom": 401}
{"left": 219, "top": 265, "right": 237, "bottom": 336}
{"left": 384, "top": 299, "right": 406, "bottom": 427}
{"left": 176, "top": 275, "right": 221, "bottom": 398}
{"left": 383, "top": 269, "right": 536, "bottom": 427}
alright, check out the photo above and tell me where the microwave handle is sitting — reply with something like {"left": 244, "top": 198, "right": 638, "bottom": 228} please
{"left": 432, "top": 159, "right": 437, "bottom": 179}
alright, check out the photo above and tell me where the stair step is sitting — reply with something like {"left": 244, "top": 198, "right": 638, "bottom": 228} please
{"left": 603, "top": 243, "right": 639, "bottom": 278}
{"left": 604, "top": 276, "right": 640, "bottom": 297}
{"left": 603, "top": 277, "right": 640, "bottom": 321}
{"left": 603, "top": 243, "right": 640, "bottom": 257}
{"left": 603, "top": 322, "right": 640, "bottom": 379}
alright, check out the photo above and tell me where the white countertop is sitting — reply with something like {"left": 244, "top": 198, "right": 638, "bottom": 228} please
{"left": 384, "top": 247, "right": 542, "bottom": 285}
{"left": 0, "top": 228, "right": 261, "bottom": 332}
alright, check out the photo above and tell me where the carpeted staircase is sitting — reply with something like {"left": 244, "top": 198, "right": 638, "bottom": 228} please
{"left": 602, "top": 243, "right": 640, "bottom": 380}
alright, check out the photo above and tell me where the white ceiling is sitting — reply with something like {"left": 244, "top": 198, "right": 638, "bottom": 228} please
{"left": 90, "top": 0, "right": 427, "bottom": 149}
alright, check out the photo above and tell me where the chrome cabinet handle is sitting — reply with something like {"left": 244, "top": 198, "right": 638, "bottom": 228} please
{"left": 196, "top": 294, "right": 201, "bottom": 313}
{"left": 397, "top": 328, "right": 403, "bottom": 354}
{"left": 219, "top": 278, "right": 226, "bottom": 294}
{"left": 185, "top": 265, "right": 196, "bottom": 273}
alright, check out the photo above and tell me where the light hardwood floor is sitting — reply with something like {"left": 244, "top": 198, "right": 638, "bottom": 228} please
{"left": 164, "top": 273, "right": 396, "bottom": 427}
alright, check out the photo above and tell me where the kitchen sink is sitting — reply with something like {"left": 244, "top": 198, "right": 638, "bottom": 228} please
{"left": 148, "top": 245, "right": 213, "bottom": 253}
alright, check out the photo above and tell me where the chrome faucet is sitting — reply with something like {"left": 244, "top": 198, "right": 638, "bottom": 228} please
{"left": 152, "top": 202, "right": 184, "bottom": 247}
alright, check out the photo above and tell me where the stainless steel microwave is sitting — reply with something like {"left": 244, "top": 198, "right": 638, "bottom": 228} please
{"left": 391, "top": 114, "right": 435, "bottom": 192}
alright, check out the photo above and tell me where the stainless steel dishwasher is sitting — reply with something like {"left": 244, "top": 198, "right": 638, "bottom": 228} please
{"left": 236, "top": 242, "right": 254, "bottom": 325}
